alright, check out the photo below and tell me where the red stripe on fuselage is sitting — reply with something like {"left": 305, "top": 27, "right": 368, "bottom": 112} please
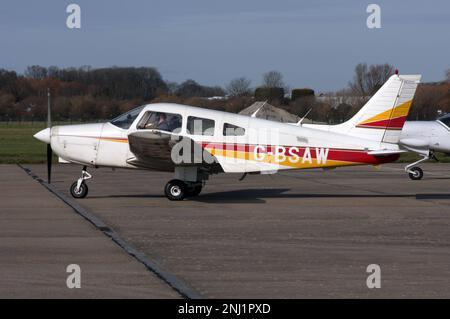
{"left": 201, "top": 142, "right": 399, "bottom": 165}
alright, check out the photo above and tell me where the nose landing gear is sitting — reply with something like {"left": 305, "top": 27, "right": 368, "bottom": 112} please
{"left": 405, "top": 154, "right": 429, "bottom": 180}
{"left": 70, "top": 166, "right": 92, "bottom": 198}
{"left": 407, "top": 166, "right": 424, "bottom": 180}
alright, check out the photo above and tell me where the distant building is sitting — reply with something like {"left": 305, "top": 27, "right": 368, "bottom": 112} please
{"left": 205, "top": 96, "right": 228, "bottom": 101}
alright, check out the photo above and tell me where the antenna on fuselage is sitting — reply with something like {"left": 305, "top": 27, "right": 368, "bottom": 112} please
{"left": 296, "top": 107, "right": 313, "bottom": 126}
{"left": 251, "top": 100, "right": 267, "bottom": 118}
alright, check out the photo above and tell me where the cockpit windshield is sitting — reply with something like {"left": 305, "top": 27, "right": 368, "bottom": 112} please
{"left": 110, "top": 105, "right": 145, "bottom": 129}
{"left": 438, "top": 113, "right": 450, "bottom": 129}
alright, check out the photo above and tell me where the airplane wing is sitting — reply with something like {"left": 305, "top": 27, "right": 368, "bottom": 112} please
{"left": 367, "top": 149, "right": 407, "bottom": 156}
{"left": 398, "top": 138, "right": 431, "bottom": 156}
{"left": 127, "top": 130, "right": 220, "bottom": 172}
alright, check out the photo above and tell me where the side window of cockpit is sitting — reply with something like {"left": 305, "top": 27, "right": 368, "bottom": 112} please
{"left": 137, "top": 111, "right": 182, "bottom": 133}
{"left": 187, "top": 116, "right": 215, "bottom": 136}
{"left": 223, "top": 123, "right": 245, "bottom": 136}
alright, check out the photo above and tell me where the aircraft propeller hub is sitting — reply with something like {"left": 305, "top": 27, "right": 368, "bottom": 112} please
{"left": 34, "top": 128, "right": 51, "bottom": 144}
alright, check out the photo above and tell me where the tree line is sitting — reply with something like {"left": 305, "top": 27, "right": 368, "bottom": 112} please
{"left": 0, "top": 64, "right": 449, "bottom": 123}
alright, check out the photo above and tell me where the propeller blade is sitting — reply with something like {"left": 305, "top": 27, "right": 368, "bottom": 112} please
{"left": 47, "top": 88, "right": 51, "bottom": 128}
{"left": 47, "top": 144, "right": 52, "bottom": 184}
{"left": 46, "top": 88, "right": 52, "bottom": 183}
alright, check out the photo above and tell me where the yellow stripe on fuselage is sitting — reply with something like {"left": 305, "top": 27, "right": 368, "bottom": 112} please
{"left": 99, "top": 137, "right": 128, "bottom": 143}
{"left": 207, "top": 148, "right": 355, "bottom": 169}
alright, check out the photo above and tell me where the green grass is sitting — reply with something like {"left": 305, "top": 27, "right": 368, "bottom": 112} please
{"left": 398, "top": 151, "right": 450, "bottom": 163}
{"left": 1, "top": 122, "right": 450, "bottom": 164}
{"left": 0, "top": 121, "right": 87, "bottom": 164}
{"left": 0, "top": 122, "right": 49, "bottom": 163}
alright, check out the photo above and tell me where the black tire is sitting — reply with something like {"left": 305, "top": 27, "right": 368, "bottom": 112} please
{"left": 70, "top": 181, "right": 89, "bottom": 198}
{"left": 408, "top": 167, "right": 423, "bottom": 180}
{"left": 164, "top": 179, "right": 186, "bottom": 201}
{"left": 186, "top": 185, "right": 202, "bottom": 197}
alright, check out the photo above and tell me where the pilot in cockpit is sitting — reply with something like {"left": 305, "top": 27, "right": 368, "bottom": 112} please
{"left": 139, "top": 111, "right": 182, "bottom": 132}
{"left": 155, "top": 113, "right": 169, "bottom": 131}
{"left": 142, "top": 112, "right": 168, "bottom": 130}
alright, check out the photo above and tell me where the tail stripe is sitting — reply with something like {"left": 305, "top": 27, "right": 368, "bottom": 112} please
{"left": 356, "top": 100, "right": 412, "bottom": 130}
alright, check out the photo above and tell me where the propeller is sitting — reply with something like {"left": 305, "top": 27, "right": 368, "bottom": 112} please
{"left": 46, "top": 88, "right": 53, "bottom": 184}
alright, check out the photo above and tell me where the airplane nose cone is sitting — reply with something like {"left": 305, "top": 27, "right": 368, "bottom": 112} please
{"left": 34, "top": 128, "right": 51, "bottom": 144}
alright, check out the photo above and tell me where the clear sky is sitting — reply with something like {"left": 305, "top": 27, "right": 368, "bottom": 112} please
{"left": 0, "top": 0, "right": 449, "bottom": 92}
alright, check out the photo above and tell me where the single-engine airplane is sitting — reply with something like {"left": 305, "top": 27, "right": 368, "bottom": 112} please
{"left": 34, "top": 73, "right": 421, "bottom": 200}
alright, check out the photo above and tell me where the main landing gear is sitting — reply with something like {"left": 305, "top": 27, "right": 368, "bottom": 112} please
{"left": 164, "top": 167, "right": 208, "bottom": 201}
{"left": 405, "top": 154, "right": 429, "bottom": 181}
{"left": 70, "top": 166, "right": 92, "bottom": 198}
{"left": 165, "top": 180, "right": 203, "bottom": 201}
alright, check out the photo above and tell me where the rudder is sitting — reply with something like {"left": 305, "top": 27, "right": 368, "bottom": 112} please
{"left": 336, "top": 73, "right": 421, "bottom": 144}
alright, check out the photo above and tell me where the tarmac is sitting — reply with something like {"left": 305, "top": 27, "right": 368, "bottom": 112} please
{"left": 2, "top": 163, "right": 450, "bottom": 298}
{"left": 0, "top": 165, "right": 179, "bottom": 298}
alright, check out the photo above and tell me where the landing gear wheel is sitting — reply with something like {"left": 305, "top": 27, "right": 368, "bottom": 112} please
{"left": 186, "top": 185, "right": 202, "bottom": 197}
{"left": 165, "top": 179, "right": 186, "bottom": 201}
{"left": 70, "top": 181, "right": 89, "bottom": 198}
{"left": 408, "top": 167, "right": 423, "bottom": 180}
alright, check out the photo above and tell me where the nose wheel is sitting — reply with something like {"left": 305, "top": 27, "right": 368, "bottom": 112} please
{"left": 405, "top": 154, "right": 428, "bottom": 181}
{"left": 70, "top": 166, "right": 92, "bottom": 198}
{"left": 70, "top": 181, "right": 89, "bottom": 198}
{"left": 408, "top": 166, "right": 423, "bottom": 180}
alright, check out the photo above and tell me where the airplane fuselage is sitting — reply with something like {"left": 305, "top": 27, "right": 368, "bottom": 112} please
{"left": 401, "top": 120, "right": 450, "bottom": 154}
{"left": 43, "top": 103, "right": 402, "bottom": 173}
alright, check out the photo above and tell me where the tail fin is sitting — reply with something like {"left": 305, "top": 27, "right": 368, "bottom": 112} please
{"left": 337, "top": 74, "right": 421, "bottom": 144}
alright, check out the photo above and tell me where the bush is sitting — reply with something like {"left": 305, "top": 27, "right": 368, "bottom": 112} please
{"left": 175, "top": 80, "right": 224, "bottom": 98}
{"left": 291, "top": 88, "right": 315, "bottom": 101}
{"left": 254, "top": 87, "right": 284, "bottom": 102}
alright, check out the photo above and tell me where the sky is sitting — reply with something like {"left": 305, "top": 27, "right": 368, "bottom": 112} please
{"left": 0, "top": 0, "right": 449, "bottom": 92}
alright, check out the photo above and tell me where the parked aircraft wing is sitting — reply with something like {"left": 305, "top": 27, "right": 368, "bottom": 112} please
{"left": 398, "top": 138, "right": 431, "bottom": 156}
{"left": 367, "top": 149, "right": 407, "bottom": 156}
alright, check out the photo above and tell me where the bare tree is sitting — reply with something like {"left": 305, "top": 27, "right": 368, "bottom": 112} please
{"left": 262, "top": 70, "right": 285, "bottom": 88}
{"left": 24, "top": 65, "right": 48, "bottom": 80}
{"left": 226, "top": 77, "right": 252, "bottom": 97}
{"left": 410, "top": 84, "right": 448, "bottom": 120}
{"left": 349, "top": 63, "right": 365, "bottom": 96}
{"left": 165, "top": 81, "right": 179, "bottom": 95}
{"left": 349, "top": 63, "right": 394, "bottom": 96}
{"left": 175, "top": 79, "right": 224, "bottom": 98}
{"left": 446, "top": 69, "right": 450, "bottom": 82}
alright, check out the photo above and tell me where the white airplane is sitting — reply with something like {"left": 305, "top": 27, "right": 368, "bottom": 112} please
{"left": 397, "top": 114, "right": 450, "bottom": 179}
{"left": 34, "top": 73, "right": 421, "bottom": 200}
